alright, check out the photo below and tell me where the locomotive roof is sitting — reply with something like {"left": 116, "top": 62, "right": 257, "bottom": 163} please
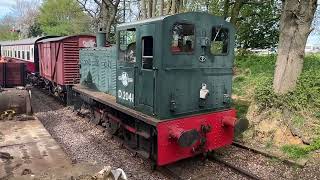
{"left": 116, "top": 12, "right": 232, "bottom": 31}
{"left": 117, "top": 15, "right": 170, "bottom": 30}
{"left": 38, "top": 34, "right": 95, "bottom": 43}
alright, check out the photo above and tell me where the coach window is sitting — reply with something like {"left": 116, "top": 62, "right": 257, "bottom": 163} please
{"left": 119, "top": 29, "right": 136, "bottom": 64}
{"left": 14, "top": 51, "right": 17, "bottom": 57}
{"left": 142, "top": 36, "right": 153, "bottom": 69}
{"left": 211, "top": 27, "right": 229, "bottom": 55}
{"left": 22, "top": 51, "right": 25, "bottom": 59}
{"left": 27, "top": 51, "right": 30, "bottom": 60}
{"left": 31, "top": 48, "right": 34, "bottom": 59}
{"left": 171, "top": 23, "right": 195, "bottom": 53}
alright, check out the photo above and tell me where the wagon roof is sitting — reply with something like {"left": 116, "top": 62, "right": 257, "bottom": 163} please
{"left": 0, "top": 36, "right": 59, "bottom": 46}
{"left": 38, "top": 34, "right": 95, "bottom": 43}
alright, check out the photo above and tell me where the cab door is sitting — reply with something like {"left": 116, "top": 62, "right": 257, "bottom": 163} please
{"left": 116, "top": 29, "right": 136, "bottom": 108}
{"left": 136, "top": 24, "right": 156, "bottom": 115}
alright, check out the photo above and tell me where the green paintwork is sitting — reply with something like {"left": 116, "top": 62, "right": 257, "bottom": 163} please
{"left": 96, "top": 32, "right": 106, "bottom": 47}
{"left": 80, "top": 47, "right": 117, "bottom": 96}
{"left": 116, "top": 12, "right": 236, "bottom": 120}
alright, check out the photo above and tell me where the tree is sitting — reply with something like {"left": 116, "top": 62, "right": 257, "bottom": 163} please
{"left": 0, "top": 15, "right": 19, "bottom": 41}
{"left": 0, "top": 0, "right": 42, "bottom": 38}
{"left": 77, "top": 0, "right": 120, "bottom": 40}
{"left": 273, "top": 0, "right": 318, "bottom": 94}
{"left": 236, "top": 1, "right": 281, "bottom": 49}
{"left": 207, "top": 0, "right": 280, "bottom": 49}
{"left": 39, "top": 0, "right": 90, "bottom": 36}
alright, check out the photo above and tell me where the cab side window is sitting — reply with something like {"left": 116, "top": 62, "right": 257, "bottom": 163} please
{"left": 211, "top": 27, "right": 229, "bottom": 55}
{"left": 142, "top": 36, "right": 153, "bottom": 69}
{"left": 171, "top": 23, "right": 195, "bottom": 53}
{"left": 119, "top": 29, "right": 136, "bottom": 64}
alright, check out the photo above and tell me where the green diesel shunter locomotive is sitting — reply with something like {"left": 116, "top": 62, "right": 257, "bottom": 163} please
{"left": 73, "top": 12, "right": 237, "bottom": 166}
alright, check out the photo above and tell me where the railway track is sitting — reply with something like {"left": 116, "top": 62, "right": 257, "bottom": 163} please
{"left": 31, "top": 88, "right": 271, "bottom": 180}
{"left": 31, "top": 87, "right": 64, "bottom": 113}
{"left": 158, "top": 153, "right": 261, "bottom": 180}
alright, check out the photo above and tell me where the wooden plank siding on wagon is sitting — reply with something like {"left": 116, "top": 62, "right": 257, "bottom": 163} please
{"left": 73, "top": 84, "right": 161, "bottom": 126}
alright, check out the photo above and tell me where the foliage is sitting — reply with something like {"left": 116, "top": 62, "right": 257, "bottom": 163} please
{"left": 28, "top": 19, "right": 43, "bottom": 37}
{"left": 282, "top": 138, "right": 320, "bottom": 159}
{"left": 233, "top": 54, "right": 275, "bottom": 96}
{"left": 39, "top": 0, "right": 90, "bottom": 36}
{"left": 254, "top": 54, "right": 320, "bottom": 113}
{"left": 208, "top": 0, "right": 281, "bottom": 49}
{"left": 0, "top": 26, "right": 19, "bottom": 41}
{"left": 233, "top": 54, "right": 320, "bottom": 114}
{"left": 237, "top": 2, "right": 280, "bottom": 49}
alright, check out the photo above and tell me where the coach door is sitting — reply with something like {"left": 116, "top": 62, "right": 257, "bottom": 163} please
{"left": 136, "top": 24, "right": 156, "bottom": 115}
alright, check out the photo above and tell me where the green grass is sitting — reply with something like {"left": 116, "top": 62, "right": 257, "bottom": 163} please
{"left": 234, "top": 54, "right": 320, "bottom": 158}
{"left": 292, "top": 115, "right": 305, "bottom": 127}
{"left": 282, "top": 138, "right": 320, "bottom": 159}
{"left": 233, "top": 53, "right": 320, "bottom": 113}
{"left": 233, "top": 55, "right": 276, "bottom": 97}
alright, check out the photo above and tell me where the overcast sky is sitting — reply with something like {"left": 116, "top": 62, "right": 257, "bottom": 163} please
{"left": 0, "top": 1, "right": 15, "bottom": 18}
{"left": 0, "top": 0, "right": 319, "bottom": 45}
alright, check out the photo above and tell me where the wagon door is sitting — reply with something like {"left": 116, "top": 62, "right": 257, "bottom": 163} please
{"left": 136, "top": 24, "right": 156, "bottom": 115}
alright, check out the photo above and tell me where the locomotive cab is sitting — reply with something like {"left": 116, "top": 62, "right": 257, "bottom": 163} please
{"left": 116, "top": 12, "right": 235, "bottom": 120}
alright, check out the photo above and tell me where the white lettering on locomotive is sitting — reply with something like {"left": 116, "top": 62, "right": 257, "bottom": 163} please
{"left": 118, "top": 90, "right": 134, "bottom": 103}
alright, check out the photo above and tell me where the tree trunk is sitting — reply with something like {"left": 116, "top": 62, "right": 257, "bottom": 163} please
{"left": 141, "top": 0, "right": 147, "bottom": 19}
{"left": 152, "top": 0, "right": 157, "bottom": 17}
{"left": 166, "top": 0, "right": 172, "bottom": 15}
{"left": 230, "top": 0, "right": 244, "bottom": 26}
{"left": 223, "top": 0, "right": 230, "bottom": 19}
{"left": 160, "top": 0, "right": 164, "bottom": 16}
{"left": 147, "top": 0, "right": 152, "bottom": 18}
{"left": 273, "top": 0, "right": 317, "bottom": 94}
{"left": 177, "top": 0, "right": 183, "bottom": 13}
{"left": 171, "top": 0, "right": 176, "bottom": 14}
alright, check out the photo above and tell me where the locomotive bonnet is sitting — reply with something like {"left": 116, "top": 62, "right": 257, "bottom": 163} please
{"left": 74, "top": 12, "right": 237, "bottom": 166}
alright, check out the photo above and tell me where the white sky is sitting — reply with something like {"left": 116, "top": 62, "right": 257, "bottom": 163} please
{"left": 0, "top": 1, "right": 16, "bottom": 17}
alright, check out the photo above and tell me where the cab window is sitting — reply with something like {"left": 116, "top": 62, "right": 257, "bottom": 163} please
{"left": 211, "top": 27, "right": 229, "bottom": 55}
{"left": 142, "top": 36, "right": 153, "bottom": 69}
{"left": 171, "top": 23, "right": 195, "bottom": 53}
{"left": 119, "top": 29, "right": 136, "bottom": 64}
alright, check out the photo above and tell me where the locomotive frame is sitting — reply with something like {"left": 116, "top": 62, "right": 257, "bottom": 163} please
{"left": 75, "top": 12, "right": 237, "bottom": 166}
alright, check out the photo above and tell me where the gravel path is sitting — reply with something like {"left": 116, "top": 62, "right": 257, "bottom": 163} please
{"left": 30, "top": 88, "right": 320, "bottom": 180}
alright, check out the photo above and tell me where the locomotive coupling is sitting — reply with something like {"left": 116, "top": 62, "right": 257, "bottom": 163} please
{"left": 169, "top": 127, "right": 200, "bottom": 148}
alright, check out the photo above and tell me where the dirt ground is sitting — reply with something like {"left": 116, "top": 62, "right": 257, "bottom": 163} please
{"left": 0, "top": 117, "right": 103, "bottom": 180}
